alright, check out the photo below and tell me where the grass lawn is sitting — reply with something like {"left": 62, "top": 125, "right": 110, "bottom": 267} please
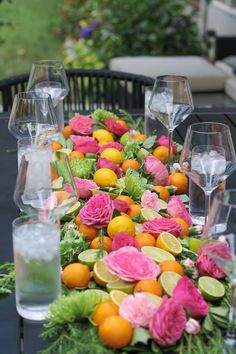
{"left": 0, "top": 0, "right": 64, "bottom": 79}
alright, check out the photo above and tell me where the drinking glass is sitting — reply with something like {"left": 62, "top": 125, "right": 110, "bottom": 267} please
{"left": 179, "top": 122, "right": 236, "bottom": 224}
{"left": 8, "top": 91, "right": 58, "bottom": 143}
{"left": 202, "top": 189, "right": 236, "bottom": 351}
{"left": 27, "top": 60, "right": 69, "bottom": 131}
{"left": 148, "top": 75, "right": 193, "bottom": 166}
{"left": 13, "top": 216, "right": 61, "bottom": 320}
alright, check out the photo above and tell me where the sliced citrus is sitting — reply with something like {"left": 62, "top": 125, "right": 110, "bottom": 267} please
{"left": 198, "top": 276, "right": 225, "bottom": 302}
{"left": 159, "top": 271, "right": 182, "bottom": 296}
{"left": 156, "top": 232, "right": 182, "bottom": 256}
{"left": 143, "top": 293, "right": 162, "bottom": 306}
{"left": 158, "top": 200, "right": 168, "bottom": 210}
{"left": 78, "top": 249, "right": 107, "bottom": 270}
{"left": 93, "top": 260, "right": 119, "bottom": 287}
{"left": 107, "top": 279, "right": 136, "bottom": 294}
{"left": 141, "top": 246, "right": 175, "bottom": 263}
{"left": 140, "top": 208, "right": 161, "bottom": 222}
{"left": 61, "top": 201, "right": 81, "bottom": 221}
{"left": 109, "top": 290, "right": 128, "bottom": 306}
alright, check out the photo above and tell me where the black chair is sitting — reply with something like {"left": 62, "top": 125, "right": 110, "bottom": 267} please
{"left": 0, "top": 69, "right": 154, "bottom": 113}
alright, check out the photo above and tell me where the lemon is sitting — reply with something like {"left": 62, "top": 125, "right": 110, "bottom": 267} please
{"left": 93, "top": 129, "right": 114, "bottom": 142}
{"left": 93, "top": 260, "right": 119, "bottom": 287}
{"left": 198, "top": 276, "right": 225, "bottom": 302}
{"left": 141, "top": 246, "right": 175, "bottom": 263}
{"left": 110, "top": 290, "right": 128, "bottom": 306}
{"left": 107, "top": 216, "right": 135, "bottom": 238}
{"left": 78, "top": 249, "right": 107, "bottom": 270}
{"left": 100, "top": 148, "right": 123, "bottom": 164}
{"left": 107, "top": 279, "right": 136, "bottom": 294}
{"left": 143, "top": 292, "right": 162, "bottom": 306}
{"left": 156, "top": 232, "right": 182, "bottom": 256}
{"left": 159, "top": 271, "right": 182, "bottom": 296}
{"left": 93, "top": 168, "right": 117, "bottom": 187}
{"left": 140, "top": 208, "right": 161, "bottom": 222}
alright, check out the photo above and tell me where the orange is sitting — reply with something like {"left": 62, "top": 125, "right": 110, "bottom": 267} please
{"left": 153, "top": 185, "right": 170, "bottom": 201}
{"left": 170, "top": 217, "right": 189, "bottom": 238}
{"left": 62, "top": 262, "right": 90, "bottom": 289}
{"left": 121, "top": 159, "right": 140, "bottom": 173}
{"left": 90, "top": 236, "right": 113, "bottom": 253}
{"left": 69, "top": 150, "right": 84, "bottom": 159}
{"left": 134, "top": 279, "right": 163, "bottom": 297}
{"left": 115, "top": 195, "right": 135, "bottom": 205}
{"left": 116, "top": 119, "right": 128, "bottom": 127}
{"left": 62, "top": 125, "right": 74, "bottom": 138}
{"left": 75, "top": 215, "right": 82, "bottom": 227}
{"left": 107, "top": 215, "right": 135, "bottom": 238}
{"left": 52, "top": 141, "right": 62, "bottom": 151}
{"left": 169, "top": 172, "right": 188, "bottom": 195}
{"left": 92, "top": 301, "right": 119, "bottom": 325}
{"left": 159, "top": 260, "right": 184, "bottom": 276}
{"left": 153, "top": 146, "right": 171, "bottom": 163}
{"left": 132, "top": 134, "right": 147, "bottom": 141}
{"left": 50, "top": 165, "right": 58, "bottom": 181}
{"left": 79, "top": 223, "right": 99, "bottom": 241}
{"left": 127, "top": 204, "right": 142, "bottom": 218}
{"left": 100, "top": 148, "right": 123, "bottom": 164}
{"left": 134, "top": 233, "right": 156, "bottom": 247}
{"left": 98, "top": 315, "right": 133, "bottom": 349}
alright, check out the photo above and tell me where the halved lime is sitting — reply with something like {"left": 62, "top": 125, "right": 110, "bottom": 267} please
{"left": 110, "top": 290, "right": 128, "bottom": 306}
{"left": 93, "top": 260, "right": 119, "bottom": 287}
{"left": 158, "top": 200, "right": 168, "bottom": 210}
{"left": 78, "top": 249, "right": 107, "bottom": 270}
{"left": 52, "top": 177, "right": 63, "bottom": 190}
{"left": 61, "top": 201, "right": 81, "bottom": 221}
{"left": 135, "top": 223, "right": 143, "bottom": 235}
{"left": 159, "top": 271, "right": 182, "bottom": 296}
{"left": 107, "top": 279, "right": 136, "bottom": 294}
{"left": 198, "top": 276, "right": 225, "bottom": 302}
{"left": 189, "top": 237, "right": 202, "bottom": 253}
{"left": 141, "top": 246, "right": 175, "bottom": 263}
{"left": 137, "top": 148, "right": 149, "bottom": 161}
{"left": 143, "top": 292, "right": 162, "bottom": 306}
{"left": 140, "top": 208, "right": 161, "bottom": 222}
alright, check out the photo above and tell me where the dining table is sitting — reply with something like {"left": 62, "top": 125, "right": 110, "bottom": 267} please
{"left": 0, "top": 108, "right": 236, "bottom": 354}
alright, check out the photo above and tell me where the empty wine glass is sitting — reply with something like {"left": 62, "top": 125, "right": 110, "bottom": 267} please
{"left": 148, "top": 75, "right": 193, "bottom": 166}
{"left": 202, "top": 189, "right": 236, "bottom": 352}
{"left": 27, "top": 60, "right": 69, "bottom": 131}
{"left": 179, "top": 122, "right": 236, "bottom": 224}
{"left": 8, "top": 91, "right": 58, "bottom": 143}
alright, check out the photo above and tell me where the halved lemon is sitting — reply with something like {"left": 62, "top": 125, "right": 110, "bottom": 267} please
{"left": 106, "top": 279, "right": 136, "bottom": 294}
{"left": 109, "top": 290, "right": 128, "bottom": 306}
{"left": 156, "top": 232, "right": 182, "bottom": 256}
{"left": 93, "top": 260, "right": 119, "bottom": 287}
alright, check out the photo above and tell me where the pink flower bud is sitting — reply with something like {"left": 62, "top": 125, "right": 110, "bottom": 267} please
{"left": 185, "top": 318, "right": 201, "bottom": 335}
{"left": 183, "top": 258, "right": 195, "bottom": 269}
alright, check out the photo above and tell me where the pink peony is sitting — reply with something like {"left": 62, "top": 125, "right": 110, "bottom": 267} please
{"left": 144, "top": 156, "right": 169, "bottom": 186}
{"left": 142, "top": 217, "right": 182, "bottom": 238}
{"left": 157, "top": 135, "right": 177, "bottom": 154}
{"left": 185, "top": 318, "right": 201, "bottom": 335}
{"left": 112, "top": 232, "right": 140, "bottom": 251}
{"left": 97, "top": 157, "right": 121, "bottom": 176}
{"left": 173, "top": 276, "right": 208, "bottom": 318}
{"left": 104, "top": 246, "right": 160, "bottom": 281}
{"left": 141, "top": 190, "right": 160, "bottom": 212}
{"left": 113, "top": 199, "right": 130, "bottom": 213}
{"left": 150, "top": 297, "right": 186, "bottom": 346}
{"left": 167, "top": 196, "right": 193, "bottom": 226}
{"left": 79, "top": 193, "right": 114, "bottom": 228}
{"left": 119, "top": 293, "right": 158, "bottom": 328}
{"left": 70, "top": 135, "right": 99, "bottom": 154}
{"left": 99, "top": 142, "right": 123, "bottom": 153}
{"left": 69, "top": 114, "right": 94, "bottom": 135}
{"left": 183, "top": 258, "right": 195, "bottom": 269}
{"left": 197, "top": 242, "right": 232, "bottom": 279}
{"left": 104, "top": 118, "right": 129, "bottom": 137}
{"left": 64, "top": 177, "right": 99, "bottom": 199}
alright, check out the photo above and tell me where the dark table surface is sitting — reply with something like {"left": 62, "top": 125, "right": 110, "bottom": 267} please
{"left": 0, "top": 110, "right": 236, "bottom": 354}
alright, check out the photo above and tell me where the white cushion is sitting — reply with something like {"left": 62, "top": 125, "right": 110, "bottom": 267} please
{"left": 110, "top": 56, "right": 228, "bottom": 92}
{"left": 225, "top": 77, "right": 236, "bottom": 101}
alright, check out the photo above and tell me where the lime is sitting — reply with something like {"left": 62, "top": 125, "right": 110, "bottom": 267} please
{"left": 143, "top": 292, "right": 162, "bottom": 306}
{"left": 61, "top": 201, "right": 81, "bottom": 221}
{"left": 135, "top": 223, "right": 143, "bottom": 235}
{"left": 141, "top": 246, "right": 175, "bottom": 263}
{"left": 52, "top": 177, "right": 63, "bottom": 190}
{"left": 107, "top": 279, "right": 136, "bottom": 294}
{"left": 91, "top": 189, "right": 118, "bottom": 200}
{"left": 137, "top": 148, "right": 149, "bottom": 162}
{"left": 93, "top": 260, "right": 119, "bottom": 286}
{"left": 140, "top": 208, "right": 161, "bottom": 222}
{"left": 159, "top": 271, "right": 182, "bottom": 296}
{"left": 189, "top": 237, "right": 202, "bottom": 253}
{"left": 156, "top": 232, "right": 182, "bottom": 256}
{"left": 158, "top": 200, "right": 168, "bottom": 210}
{"left": 78, "top": 249, "right": 107, "bottom": 270}
{"left": 110, "top": 290, "right": 128, "bottom": 306}
{"left": 120, "top": 132, "right": 132, "bottom": 146}
{"left": 198, "top": 276, "right": 225, "bottom": 302}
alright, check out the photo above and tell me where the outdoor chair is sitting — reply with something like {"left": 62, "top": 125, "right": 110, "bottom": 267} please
{"left": 0, "top": 69, "right": 154, "bottom": 113}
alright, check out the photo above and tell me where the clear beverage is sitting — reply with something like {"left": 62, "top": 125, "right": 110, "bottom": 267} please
{"left": 13, "top": 218, "right": 61, "bottom": 320}
{"left": 154, "top": 103, "right": 193, "bottom": 131}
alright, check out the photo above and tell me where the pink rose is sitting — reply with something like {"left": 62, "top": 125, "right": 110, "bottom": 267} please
{"left": 104, "top": 118, "right": 129, "bottom": 137}
{"left": 97, "top": 157, "right": 121, "bottom": 176}
{"left": 197, "top": 242, "right": 232, "bottom": 279}
{"left": 185, "top": 318, "right": 201, "bottom": 335}
{"left": 112, "top": 232, "right": 140, "bottom": 251}
{"left": 113, "top": 199, "right": 130, "bottom": 213}
{"left": 142, "top": 217, "right": 182, "bottom": 238}
{"left": 141, "top": 190, "right": 160, "bottom": 212}
{"left": 70, "top": 135, "right": 99, "bottom": 154}
{"left": 173, "top": 276, "right": 208, "bottom": 318}
{"left": 144, "top": 156, "right": 169, "bottom": 186}
{"left": 157, "top": 135, "right": 177, "bottom": 154}
{"left": 79, "top": 193, "right": 114, "bottom": 228}
{"left": 104, "top": 246, "right": 160, "bottom": 282}
{"left": 150, "top": 297, "right": 186, "bottom": 346}
{"left": 183, "top": 258, "right": 195, "bottom": 269}
{"left": 69, "top": 114, "right": 94, "bottom": 135}
{"left": 119, "top": 293, "right": 158, "bottom": 328}
{"left": 64, "top": 177, "right": 99, "bottom": 199}
{"left": 99, "top": 142, "right": 123, "bottom": 153}
{"left": 167, "top": 196, "right": 193, "bottom": 226}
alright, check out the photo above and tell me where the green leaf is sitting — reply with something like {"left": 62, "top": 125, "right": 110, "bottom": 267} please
{"left": 142, "top": 135, "right": 156, "bottom": 149}
{"left": 131, "top": 327, "right": 151, "bottom": 346}
{"left": 0, "top": 262, "right": 15, "bottom": 298}
{"left": 58, "top": 133, "right": 67, "bottom": 148}
{"left": 124, "top": 169, "right": 146, "bottom": 201}
{"left": 91, "top": 109, "right": 118, "bottom": 123}
{"left": 70, "top": 158, "right": 95, "bottom": 179}
{"left": 178, "top": 194, "right": 189, "bottom": 203}
{"left": 203, "top": 314, "right": 214, "bottom": 332}
{"left": 66, "top": 138, "right": 73, "bottom": 150}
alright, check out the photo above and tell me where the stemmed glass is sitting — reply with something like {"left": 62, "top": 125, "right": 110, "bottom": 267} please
{"left": 27, "top": 60, "right": 69, "bottom": 131}
{"left": 148, "top": 75, "right": 194, "bottom": 166}
{"left": 179, "top": 122, "right": 236, "bottom": 224}
{"left": 202, "top": 189, "right": 236, "bottom": 352}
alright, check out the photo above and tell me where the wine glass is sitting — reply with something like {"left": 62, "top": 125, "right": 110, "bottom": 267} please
{"left": 8, "top": 91, "right": 58, "bottom": 143}
{"left": 27, "top": 60, "right": 69, "bottom": 131}
{"left": 179, "top": 122, "right": 236, "bottom": 224}
{"left": 148, "top": 75, "right": 193, "bottom": 166}
{"left": 201, "top": 189, "right": 236, "bottom": 351}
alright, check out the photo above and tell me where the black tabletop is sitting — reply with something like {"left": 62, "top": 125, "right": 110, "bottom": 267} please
{"left": 0, "top": 111, "right": 236, "bottom": 354}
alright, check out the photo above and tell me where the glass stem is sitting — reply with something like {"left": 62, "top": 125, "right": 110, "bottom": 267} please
{"left": 168, "top": 130, "right": 174, "bottom": 168}
{"left": 204, "top": 191, "right": 212, "bottom": 225}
